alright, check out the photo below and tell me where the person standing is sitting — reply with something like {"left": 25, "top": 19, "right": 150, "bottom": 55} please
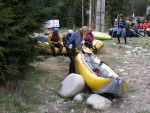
{"left": 48, "top": 28, "right": 63, "bottom": 56}
{"left": 116, "top": 14, "right": 127, "bottom": 44}
{"left": 63, "top": 29, "right": 73, "bottom": 46}
{"left": 126, "top": 17, "right": 131, "bottom": 38}
{"left": 65, "top": 26, "right": 89, "bottom": 74}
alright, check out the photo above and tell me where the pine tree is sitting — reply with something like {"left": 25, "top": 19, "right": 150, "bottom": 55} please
{"left": 0, "top": 0, "right": 51, "bottom": 84}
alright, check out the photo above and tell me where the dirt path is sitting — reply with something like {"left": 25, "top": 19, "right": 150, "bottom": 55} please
{"left": 101, "top": 41, "right": 150, "bottom": 113}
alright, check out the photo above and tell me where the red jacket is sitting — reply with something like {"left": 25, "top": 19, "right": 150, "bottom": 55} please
{"left": 139, "top": 23, "right": 143, "bottom": 29}
{"left": 147, "top": 22, "right": 150, "bottom": 28}
{"left": 143, "top": 23, "right": 147, "bottom": 30}
{"left": 84, "top": 33, "right": 94, "bottom": 42}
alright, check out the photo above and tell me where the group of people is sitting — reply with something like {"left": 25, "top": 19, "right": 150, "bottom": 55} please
{"left": 111, "top": 14, "right": 128, "bottom": 44}
{"left": 48, "top": 26, "right": 95, "bottom": 74}
{"left": 111, "top": 14, "right": 149, "bottom": 44}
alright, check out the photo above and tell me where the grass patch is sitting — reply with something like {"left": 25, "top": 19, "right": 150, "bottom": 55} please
{"left": 0, "top": 93, "right": 27, "bottom": 113}
{"left": 136, "top": 110, "right": 150, "bottom": 113}
{"left": 0, "top": 70, "right": 63, "bottom": 113}
{"left": 147, "top": 83, "right": 150, "bottom": 86}
{"left": 86, "top": 103, "right": 94, "bottom": 110}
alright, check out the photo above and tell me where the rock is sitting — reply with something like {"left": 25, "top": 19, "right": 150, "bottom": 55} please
{"left": 132, "top": 47, "right": 139, "bottom": 53}
{"left": 58, "top": 73, "right": 85, "bottom": 98}
{"left": 73, "top": 93, "right": 84, "bottom": 103}
{"left": 122, "top": 72, "right": 128, "bottom": 75}
{"left": 86, "top": 94, "right": 112, "bottom": 111}
{"left": 123, "top": 61, "right": 130, "bottom": 64}
{"left": 70, "top": 109, "right": 74, "bottom": 113}
{"left": 125, "top": 51, "right": 132, "bottom": 56}
{"left": 118, "top": 69, "right": 125, "bottom": 72}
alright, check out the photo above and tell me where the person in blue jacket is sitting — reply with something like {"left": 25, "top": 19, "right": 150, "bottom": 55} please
{"left": 65, "top": 26, "right": 89, "bottom": 74}
{"left": 116, "top": 14, "right": 127, "bottom": 44}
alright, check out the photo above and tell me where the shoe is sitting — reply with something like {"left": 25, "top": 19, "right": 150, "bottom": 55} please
{"left": 52, "top": 54, "right": 57, "bottom": 57}
{"left": 57, "top": 54, "right": 61, "bottom": 56}
{"left": 116, "top": 42, "right": 120, "bottom": 44}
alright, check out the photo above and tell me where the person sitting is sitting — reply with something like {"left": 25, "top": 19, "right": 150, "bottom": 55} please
{"left": 84, "top": 28, "right": 94, "bottom": 49}
{"left": 48, "top": 28, "right": 63, "bottom": 56}
{"left": 63, "top": 29, "right": 73, "bottom": 47}
{"left": 111, "top": 19, "right": 118, "bottom": 38}
{"left": 139, "top": 23, "right": 143, "bottom": 29}
{"left": 132, "top": 23, "right": 144, "bottom": 38}
{"left": 143, "top": 20, "right": 148, "bottom": 37}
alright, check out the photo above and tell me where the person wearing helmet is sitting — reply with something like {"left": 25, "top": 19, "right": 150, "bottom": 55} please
{"left": 111, "top": 19, "right": 118, "bottom": 38}
{"left": 84, "top": 28, "right": 96, "bottom": 53}
{"left": 63, "top": 29, "right": 73, "bottom": 47}
{"left": 116, "top": 14, "right": 127, "bottom": 44}
{"left": 48, "top": 28, "right": 63, "bottom": 56}
{"left": 66, "top": 26, "right": 89, "bottom": 74}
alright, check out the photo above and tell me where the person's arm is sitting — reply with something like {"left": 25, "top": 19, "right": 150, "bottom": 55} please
{"left": 84, "top": 34, "right": 88, "bottom": 41}
{"left": 47, "top": 34, "right": 53, "bottom": 43}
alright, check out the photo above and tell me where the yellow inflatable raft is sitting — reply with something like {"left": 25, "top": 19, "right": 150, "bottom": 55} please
{"left": 75, "top": 48, "right": 127, "bottom": 96}
{"left": 37, "top": 39, "right": 104, "bottom": 54}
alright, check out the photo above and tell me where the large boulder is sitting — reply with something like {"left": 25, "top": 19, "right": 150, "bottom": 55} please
{"left": 58, "top": 73, "right": 85, "bottom": 98}
{"left": 86, "top": 94, "right": 112, "bottom": 111}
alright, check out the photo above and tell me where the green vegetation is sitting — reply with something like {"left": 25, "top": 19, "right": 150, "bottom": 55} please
{"left": 136, "top": 111, "right": 150, "bottom": 113}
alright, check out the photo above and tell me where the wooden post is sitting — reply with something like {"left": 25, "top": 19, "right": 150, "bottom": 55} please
{"left": 82, "top": 0, "right": 84, "bottom": 26}
{"left": 89, "top": 0, "right": 92, "bottom": 28}
{"left": 95, "top": 0, "right": 105, "bottom": 32}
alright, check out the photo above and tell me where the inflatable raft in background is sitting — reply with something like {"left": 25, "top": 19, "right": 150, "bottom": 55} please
{"left": 92, "top": 31, "right": 111, "bottom": 40}
{"left": 36, "top": 39, "right": 104, "bottom": 54}
{"left": 75, "top": 48, "right": 127, "bottom": 96}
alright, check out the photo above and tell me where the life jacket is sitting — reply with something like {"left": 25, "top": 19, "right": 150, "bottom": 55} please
{"left": 118, "top": 19, "right": 126, "bottom": 28}
{"left": 84, "top": 33, "right": 94, "bottom": 42}
{"left": 143, "top": 23, "right": 147, "bottom": 30}
{"left": 147, "top": 23, "right": 150, "bottom": 28}
{"left": 126, "top": 20, "right": 131, "bottom": 29}
{"left": 69, "top": 31, "right": 80, "bottom": 45}
{"left": 139, "top": 24, "right": 143, "bottom": 29}
{"left": 51, "top": 33, "right": 59, "bottom": 42}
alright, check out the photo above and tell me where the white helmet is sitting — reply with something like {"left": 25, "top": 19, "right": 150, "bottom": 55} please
{"left": 68, "top": 29, "right": 73, "bottom": 34}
